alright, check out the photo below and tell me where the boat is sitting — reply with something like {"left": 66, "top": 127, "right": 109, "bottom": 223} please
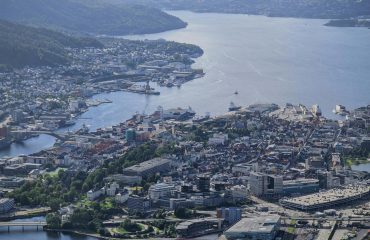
{"left": 229, "top": 102, "right": 241, "bottom": 111}
{"left": 193, "top": 112, "right": 210, "bottom": 123}
{"left": 234, "top": 90, "right": 239, "bottom": 95}
{"left": 333, "top": 104, "right": 349, "bottom": 116}
{"left": 76, "top": 124, "right": 90, "bottom": 134}
{"left": 63, "top": 119, "right": 76, "bottom": 127}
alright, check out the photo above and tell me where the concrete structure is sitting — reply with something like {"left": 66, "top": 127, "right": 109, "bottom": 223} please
{"left": 280, "top": 184, "right": 370, "bottom": 211}
{"left": 105, "top": 174, "right": 142, "bottom": 186}
{"left": 148, "top": 182, "right": 175, "bottom": 202}
{"left": 123, "top": 158, "right": 171, "bottom": 176}
{"left": 0, "top": 177, "right": 25, "bottom": 188}
{"left": 170, "top": 198, "right": 195, "bottom": 210}
{"left": 208, "top": 133, "right": 229, "bottom": 145}
{"left": 0, "top": 198, "right": 14, "bottom": 214}
{"left": 217, "top": 207, "right": 242, "bottom": 225}
{"left": 282, "top": 178, "right": 319, "bottom": 196}
{"left": 249, "top": 172, "right": 283, "bottom": 197}
{"left": 176, "top": 218, "right": 221, "bottom": 238}
{"left": 127, "top": 195, "right": 150, "bottom": 214}
{"left": 228, "top": 185, "right": 249, "bottom": 203}
{"left": 224, "top": 215, "right": 281, "bottom": 240}
{"left": 197, "top": 174, "right": 210, "bottom": 192}
{"left": 232, "top": 163, "right": 258, "bottom": 175}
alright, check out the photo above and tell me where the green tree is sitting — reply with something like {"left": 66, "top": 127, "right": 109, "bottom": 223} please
{"left": 48, "top": 198, "right": 62, "bottom": 212}
{"left": 46, "top": 213, "right": 61, "bottom": 229}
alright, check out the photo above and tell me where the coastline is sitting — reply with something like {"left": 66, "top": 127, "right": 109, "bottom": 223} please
{"left": 45, "top": 229, "right": 105, "bottom": 240}
{"left": 0, "top": 35, "right": 204, "bottom": 154}
{"left": 346, "top": 158, "right": 370, "bottom": 168}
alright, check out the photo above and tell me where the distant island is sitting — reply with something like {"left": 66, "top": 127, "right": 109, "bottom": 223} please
{"left": 128, "top": 0, "right": 370, "bottom": 19}
{"left": 0, "top": 0, "right": 187, "bottom": 35}
{"left": 325, "top": 19, "right": 370, "bottom": 29}
{"left": 0, "top": 20, "right": 103, "bottom": 69}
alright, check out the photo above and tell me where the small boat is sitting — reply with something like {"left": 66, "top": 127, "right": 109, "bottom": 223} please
{"left": 234, "top": 90, "right": 239, "bottom": 95}
{"left": 229, "top": 102, "right": 241, "bottom": 111}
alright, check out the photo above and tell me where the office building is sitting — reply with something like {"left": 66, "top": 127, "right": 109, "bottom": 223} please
{"left": 148, "top": 183, "right": 175, "bottom": 202}
{"left": 249, "top": 172, "right": 283, "bottom": 197}
{"left": 197, "top": 174, "right": 210, "bottom": 192}
{"left": 217, "top": 207, "right": 242, "bottom": 225}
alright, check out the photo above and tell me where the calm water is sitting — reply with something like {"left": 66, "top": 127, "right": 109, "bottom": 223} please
{"left": 1, "top": 11, "right": 370, "bottom": 239}
{"left": 1, "top": 12, "right": 370, "bottom": 157}
{"left": 0, "top": 217, "right": 98, "bottom": 240}
{"left": 0, "top": 11, "right": 370, "bottom": 157}
{"left": 351, "top": 163, "right": 370, "bottom": 172}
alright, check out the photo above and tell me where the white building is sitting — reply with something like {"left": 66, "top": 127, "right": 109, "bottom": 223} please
{"left": 87, "top": 187, "right": 105, "bottom": 201}
{"left": 230, "top": 185, "right": 249, "bottom": 202}
{"left": 115, "top": 189, "right": 130, "bottom": 204}
{"left": 208, "top": 133, "right": 229, "bottom": 145}
{"left": 106, "top": 182, "right": 119, "bottom": 196}
{"left": 148, "top": 183, "right": 175, "bottom": 202}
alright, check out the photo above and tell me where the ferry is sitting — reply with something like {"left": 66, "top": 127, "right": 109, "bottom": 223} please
{"left": 229, "top": 102, "right": 241, "bottom": 111}
{"left": 333, "top": 104, "right": 349, "bottom": 116}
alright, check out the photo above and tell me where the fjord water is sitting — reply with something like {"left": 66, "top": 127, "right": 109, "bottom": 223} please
{"left": 1, "top": 12, "right": 370, "bottom": 157}
{"left": 1, "top": 10, "right": 370, "bottom": 240}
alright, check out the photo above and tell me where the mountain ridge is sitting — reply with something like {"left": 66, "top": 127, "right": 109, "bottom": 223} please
{"left": 0, "top": 20, "right": 103, "bottom": 69}
{"left": 0, "top": 0, "right": 187, "bottom": 35}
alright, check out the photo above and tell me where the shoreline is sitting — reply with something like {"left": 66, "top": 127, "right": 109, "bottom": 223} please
{"left": 346, "top": 158, "right": 370, "bottom": 168}
{"left": 45, "top": 228, "right": 105, "bottom": 240}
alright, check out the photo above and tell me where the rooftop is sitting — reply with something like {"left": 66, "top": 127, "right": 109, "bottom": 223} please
{"left": 124, "top": 157, "right": 171, "bottom": 172}
{"left": 281, "top": 184, "right": 370, "bottom": 207}
{"left": 225, "top": 215, "right": 280, "bottom": 234}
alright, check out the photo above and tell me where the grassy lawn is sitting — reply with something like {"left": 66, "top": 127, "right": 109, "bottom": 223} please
{"left": 100, "top": 198, "right": 114, "bottom": 209}
{"left": 44, "top": 167, "right": 67, "bottom": 177}
{"left": 287, "top": 226, "right": 295, "bottom": 234}
{"left": 78, "top": 198, "right": 93, "bottom": 208}
{"left": 345, "top": 158, "right": 370, "bottom": 166}
{"left": 111, "top": 223, "right": 147, "bottom": 235}
{"left": 287, "top": 219, "right": 296, "bottom": 234}
{"left": 112, "top": 227, "right": 128, "bottom": 234}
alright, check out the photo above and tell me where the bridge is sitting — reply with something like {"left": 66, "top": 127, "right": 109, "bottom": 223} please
{"left": 11, "top": 130, "right": 103, "bottom": 141}
{"left": 0, "top": 221, "right": 46, "bottom": 232}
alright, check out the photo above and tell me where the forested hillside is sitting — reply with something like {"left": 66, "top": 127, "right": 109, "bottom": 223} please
{"left": 0, "top": 20, "right": 103, "bottom": 68}
{"left": 121, "top": 0, "right": 370, "bottom": 19}
{"left": 0, "top": 0, "right": 187, "bottom": 35}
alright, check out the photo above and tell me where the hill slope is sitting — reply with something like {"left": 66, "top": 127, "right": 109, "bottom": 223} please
{"left": 123, "top": 0, "right": 370, "bottom": 19}
{"left": 0, "top": 20, "right": 103, "bottom": 68}
{"left": 0, "top": 0, "right": 187, "bottom": 35}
